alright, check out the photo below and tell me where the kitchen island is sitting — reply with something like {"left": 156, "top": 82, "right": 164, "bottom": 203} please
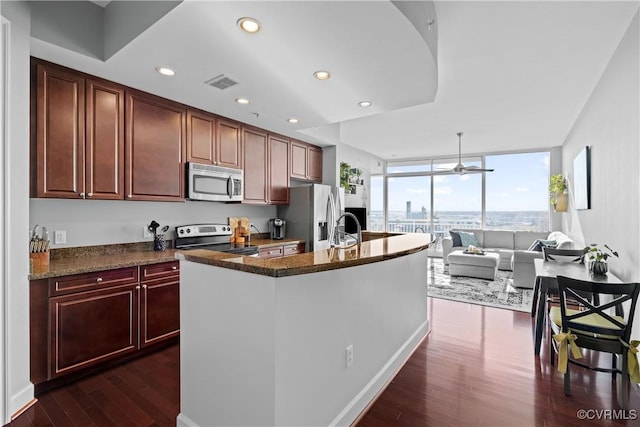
{"left": 176, "top": 233, "right": 432, "bottom": 427}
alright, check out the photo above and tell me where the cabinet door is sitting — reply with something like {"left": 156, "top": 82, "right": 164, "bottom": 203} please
{"left": 186, "top": 109, "right": 215, "bottom": 165}
{"left": 268, "top": 135, "right": 290, "bottom": 205}
{"left": 49, "top": 285, "right": 138, "bottom": 378}
{"left": 126, "top": 90, "right": 186, "bottom": 201}
{"left": 290, "top": 140, "right": 308, "bottom": 180}
{"left": 34, "top": 61, "right": 85, "bottom": 198}
{"left": 242, "top": 127, "right": 268, "bottom": 203}
{"left": 216, "top": 119, "right": 242, "bottom": 169}
{"left": 86, "top": 78, "right": 125, "bottom": 200}
{"left": 140, "top": 277, "right": 180, "bottom": 347}
{"left": 308, "top": 146, "right": 323, "bottom": 182}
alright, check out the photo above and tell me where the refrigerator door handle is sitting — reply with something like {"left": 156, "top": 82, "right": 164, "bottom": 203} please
{"left": 327, "top": 192, "right": 335, "bottom": 245}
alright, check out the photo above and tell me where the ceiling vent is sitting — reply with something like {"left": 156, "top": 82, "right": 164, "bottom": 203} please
{"left": 205, "top": 75, "right": 238, "bottom": 90}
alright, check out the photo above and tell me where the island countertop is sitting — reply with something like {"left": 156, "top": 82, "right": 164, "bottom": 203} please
{"left": 177, "top": 233, "right": 432, "bottom": 277}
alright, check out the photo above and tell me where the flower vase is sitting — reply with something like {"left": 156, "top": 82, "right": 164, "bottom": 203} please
{"left": 590, "top": 260, "right": 608, "bottom": 276}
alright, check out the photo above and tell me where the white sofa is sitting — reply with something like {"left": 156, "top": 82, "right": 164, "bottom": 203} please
{"left": 442, "top": 229, "right": 575, "bottom": 288}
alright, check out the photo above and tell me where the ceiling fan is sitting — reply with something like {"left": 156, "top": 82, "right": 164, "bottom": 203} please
{"left": 433, "top": 132, "right": 494, "bottom": 175}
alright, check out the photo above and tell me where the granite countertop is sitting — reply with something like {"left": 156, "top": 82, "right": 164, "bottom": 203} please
{"left": 28, "top": 237, "right": 305, "bottom": 280}
{"left": 29, "top": 249, "right": 180, "bottom": 280}
{"left": 177, "top": 233, "right": 432, "bottom": 278}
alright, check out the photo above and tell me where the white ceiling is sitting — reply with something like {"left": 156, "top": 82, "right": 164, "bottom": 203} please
{"left": 30, "top": 0, "right": 639, "bottom": 161}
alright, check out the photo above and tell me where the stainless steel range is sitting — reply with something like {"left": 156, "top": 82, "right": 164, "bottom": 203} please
{"left": 175, "top": 223, "right": 259, "bottom": 256}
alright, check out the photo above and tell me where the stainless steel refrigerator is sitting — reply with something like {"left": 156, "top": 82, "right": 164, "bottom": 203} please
{"left": 278, "top": 184, "right": 344, "bottom": 252}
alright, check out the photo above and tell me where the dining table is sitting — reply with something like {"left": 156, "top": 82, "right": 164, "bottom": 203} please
{"left": 532, "top": 258, "right": 623, "bottom": 355}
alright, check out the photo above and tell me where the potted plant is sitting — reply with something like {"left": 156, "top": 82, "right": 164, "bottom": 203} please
{"left": 340, "top": 162, "right": 351, "bottom": 188}
{"left": 549, "top": 174, "right": 568, "bottom": 212}
{"left": 583, "top": 243, "right": 619, "bottom": 275}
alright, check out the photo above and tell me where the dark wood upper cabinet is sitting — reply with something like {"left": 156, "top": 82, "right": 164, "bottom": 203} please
{"left": 290, "top": 140, "right": 308, "bottom": 180}
{"left": 242, "top": 127, "right": 268, "bottom": 204}
{"left": 125, "top": 89, "right": 186, "bottom": 201}
{"left": 85, "top": 78, "right": 125, "bottom": 199}
{"left": 268, "top": 135, "right": 290, "bottom": 205}
{"left": 186, "top": 110, "right": 242, "bottom": 169}
{"left": 33, "top": 61, "right": 85, "bottom": 198}
{"left": 216, "top": 119, "right": 242, "bottom": 169}
{"left": 308, "top": 146, "right": 323, "bottom": 182}
{"left": 290, "top": 139, "right": 322, "bottom": 183}
{"left": 186, "top": 109, "right": 215, "bottom": 165}
{"left": 32, "top": 59, "right": 125, "bottom": 200}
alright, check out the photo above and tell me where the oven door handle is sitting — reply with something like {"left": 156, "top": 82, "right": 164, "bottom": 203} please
{"left": 227, "top": 176, "right": 234, "bottom": 199}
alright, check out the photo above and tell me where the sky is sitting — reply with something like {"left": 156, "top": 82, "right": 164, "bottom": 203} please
{"left": 370, "top": 152, "right": 550, "bottom": 212}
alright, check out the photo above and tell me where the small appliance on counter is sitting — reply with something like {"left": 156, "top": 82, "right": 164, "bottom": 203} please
{"left": 175, "top": 223, "right": 259, "bottom": 256}
{"left": 268, "top": 218, "right": 286, "bottom": 240}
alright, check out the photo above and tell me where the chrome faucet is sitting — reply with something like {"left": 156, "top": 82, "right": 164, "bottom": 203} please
{"left": 332, "top": 212, "right": 362, "bottom": 247}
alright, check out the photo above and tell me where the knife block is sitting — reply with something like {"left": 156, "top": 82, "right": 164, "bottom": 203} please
{"left": 29, "top": 250, "right": 50, "bottom": 273}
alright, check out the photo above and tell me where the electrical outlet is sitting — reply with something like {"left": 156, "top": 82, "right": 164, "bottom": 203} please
{"left": 345, "top": 345, "right": 354, "bottom": 368}
{"left": 54, "top": 230, "right": 66, "bottom": 244}
{"left": 143, "top": 226, "right": 153, "bottom": 238}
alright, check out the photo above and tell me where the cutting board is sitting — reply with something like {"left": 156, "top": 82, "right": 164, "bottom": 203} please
{"left": 228, "top": 217, "right": 250, "bottom": 243}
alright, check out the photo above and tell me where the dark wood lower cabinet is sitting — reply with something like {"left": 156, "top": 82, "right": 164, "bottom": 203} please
{"left": 30, "top": 261, "right": 180, "bottom": 392}
{"left": 140, "top": 276, "right": 180, "bottom": 347}
{"left": 49, "top": 284, "right": 138, "bottom": 378}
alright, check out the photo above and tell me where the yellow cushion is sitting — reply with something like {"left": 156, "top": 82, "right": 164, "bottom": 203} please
{"left": 549, "top": 306, "right": 625, "bottom": 340}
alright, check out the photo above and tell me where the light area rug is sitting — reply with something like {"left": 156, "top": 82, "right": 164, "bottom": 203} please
{"left": 427, "top": 257, "right": 533, "bottom": 312}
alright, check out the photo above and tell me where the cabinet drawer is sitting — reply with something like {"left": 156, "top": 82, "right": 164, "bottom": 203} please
{"left": 259, "top": 246, "right": 284, "bottom": 258}
{"left": 141, "top": 261, "right": 179, "bottom": 281}
{"left": 50, "top": 267, "right": 138, "bottom": 296}
{"left": 283, "top": 242, "right": 305, "bottom": 256}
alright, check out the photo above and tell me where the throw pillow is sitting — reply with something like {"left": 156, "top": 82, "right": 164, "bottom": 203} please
{"left": 528, "top": 239, "right": 558, "bottom": 252}
{"left": 449, "top": 231, "right": 462, "bottom": 247}
{"left": 459, "top": 231, "right": 480, "bottom": 247}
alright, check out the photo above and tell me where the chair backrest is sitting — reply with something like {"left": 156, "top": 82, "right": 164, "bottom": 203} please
{"left": 543, "top": 247, "right": 585, "bottom": 263}
{"left": 556, "top": 275, "right": 640, "bottom": 342}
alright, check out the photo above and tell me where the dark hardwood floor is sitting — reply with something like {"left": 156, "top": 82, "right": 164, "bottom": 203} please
{"left": 9, "top": 298, "right": 639, "bottom": 426}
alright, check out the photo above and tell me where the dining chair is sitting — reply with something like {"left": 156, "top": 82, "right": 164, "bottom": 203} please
{"left": 548, "top": 275, "right": 640, "bottom": 409}
{"left": 530, "top": 247, "right": 586, "bottom": 317}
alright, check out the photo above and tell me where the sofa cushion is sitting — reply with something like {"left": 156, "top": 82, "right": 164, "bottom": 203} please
{"left": 459, "top": 231, "right": 480, "bottom": 247}
{"left": 453, "top": 229, "right": 484, "bottom": 247}
{"left": 483, "top": 230, "right": 515, "bottom": 250}
{"left": 449, "top": 231, "right": 463, "bottom": 247}
{"left": 547, "top": 231, "right": 574, "bottom": 249}
{"left": 514, "top": 231, "right": 551, "bottom": 250}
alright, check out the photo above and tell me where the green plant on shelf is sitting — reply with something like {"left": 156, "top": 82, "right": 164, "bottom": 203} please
{"left": 340, "top": 162, "right": 351, "bottom": 188}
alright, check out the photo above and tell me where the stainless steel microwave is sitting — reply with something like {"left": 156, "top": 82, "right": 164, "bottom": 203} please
{"left": 187, "top": 162, "right": 243, "bottom": 202}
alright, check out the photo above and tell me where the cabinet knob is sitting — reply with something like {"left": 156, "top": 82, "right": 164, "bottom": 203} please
{"left": 127, "top": 194, "right": 132, "bottom": 198}
{"left": 142, "top": 284, "right": 147, "bottom": 289}
{"left": 80, "top": 192, "right": 85, "bottom": 199}
{"left": 96, "top": 277, "right": 103, "bottom": 283}
{"left": 136, "top": 285, "right": 140, "bottom": 290}
{"left": 87, "top": 192, "right": 93, "bottom": 197}
{"left": 171, "top": 266, "right": 177, "bottom": 270}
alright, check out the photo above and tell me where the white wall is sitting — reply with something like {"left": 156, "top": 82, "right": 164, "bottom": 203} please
{"left": 1, "top": 1, "right": 33, "bottom": 422}
{"left": 561, "top": 12, "right": 639, "bottom": 338}
{"left": 30, "top": 199, "right": 276, "bottom": 248}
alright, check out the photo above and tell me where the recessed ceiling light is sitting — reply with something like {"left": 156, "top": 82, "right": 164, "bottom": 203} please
{"left": 313, "top": 70, "right": 331, "bottom": 80}
{"left": 155, "top": 67, "right": 175, "bottom": 76}
{"left": 235, "top": 98, "right": 250, "bottom": 105}
{"left": 287, "top": 118, "right": 299, "bottom": 124}
{"left": 237, "top": 17, "right": 261, "bottom": 33}
{"left": 359, "top": 101, "right": 372, "bottom": 107}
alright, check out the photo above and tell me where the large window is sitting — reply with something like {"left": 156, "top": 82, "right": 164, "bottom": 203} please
{"left": 485, "top": 152, "right": 549, "bottom": 231}
{"left": 377, "top": 151, "right": 550, "bottom": 244}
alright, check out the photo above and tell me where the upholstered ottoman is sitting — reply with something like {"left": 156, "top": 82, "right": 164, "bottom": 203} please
{"left": 447, "top": 250, "right": 500, "bottom": 280}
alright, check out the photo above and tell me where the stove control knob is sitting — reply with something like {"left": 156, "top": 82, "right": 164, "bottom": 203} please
{"left": 179, "top": 229, "right": 184, "bottom": 235}
{"left": 186, "top": 228, "right": 191, "bottom": 234}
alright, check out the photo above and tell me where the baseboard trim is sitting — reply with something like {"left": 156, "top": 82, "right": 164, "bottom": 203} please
{"left": 329, "top": 319, "right": 431, "bottom": 427}
{"left": 10, "top": 384, "right": 36, "bottom": 421}
{"left": 176, "top": 412, "right": 198, "bottom": 427}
